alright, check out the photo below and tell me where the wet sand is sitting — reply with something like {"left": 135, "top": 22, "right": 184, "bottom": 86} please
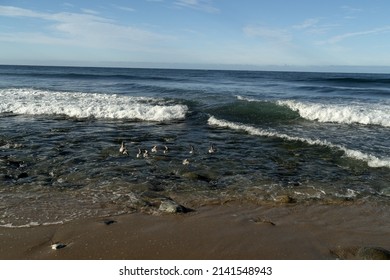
{"left": 0, "top": 202, "right": 389, "bottom": 260}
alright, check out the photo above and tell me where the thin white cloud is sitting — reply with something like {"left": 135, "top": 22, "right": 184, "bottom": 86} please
{"left": 292, "top": 18, "right": 337, "bottom": 35}
{"left": 293, "top": 18, "right": 319, "bottom": 30}
{"left": 320, "top": 26, "right": 390, "bottom": 44}
{"left": 80, "top": 8, "right": 100, "bottom": 15}
{"left": 174, "top": 0, "right": 219, "bottom": 14}
{"left": 341, "top": 5, "right": 363, "bottom": 14}
{"left": 243, "top": 25, "right": 292, "bottom": 44}
{"left": 341, "top": 5, "right": 363, "bottom": 20}
{"left": 0, "top": 5, "right": 46, "bottom": 18}
{"left": 63, "top": 3, "right": 75, "bottom": 8}
{"left": 0, "top": 5, "right": 172, "bottom": 50}
{"left": 112, "top": 5, "right": 135, "bottom": 12}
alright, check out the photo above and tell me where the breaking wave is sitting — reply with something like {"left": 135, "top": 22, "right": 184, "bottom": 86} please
{"left": 208, "top": 116, "right": 390, "bottom": 168}
{"left": 277, "top": 100, "right": 390, "bottom": 127}
{"left": 236, "top": 96, "right": 390, "bottom": 127}
{"left": 0, "top": 88, "right": 188, "bottom": 122}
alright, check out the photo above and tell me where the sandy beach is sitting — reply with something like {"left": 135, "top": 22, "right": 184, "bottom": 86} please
{"left": 1, "top": 201, "right": 389, "bottom": 260}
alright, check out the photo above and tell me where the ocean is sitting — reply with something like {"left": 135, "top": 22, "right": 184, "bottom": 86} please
{"left": 0, "top": 65, "right": 389, "bottom": 227}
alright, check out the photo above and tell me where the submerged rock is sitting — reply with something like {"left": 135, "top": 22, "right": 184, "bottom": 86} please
{"left": 182, "top": 171, "right": 217, "bottom": 183}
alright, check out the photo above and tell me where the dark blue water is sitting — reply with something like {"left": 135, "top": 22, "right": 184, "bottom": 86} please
{"left": 1, "top": 65, "right": 389, "bottom": 227}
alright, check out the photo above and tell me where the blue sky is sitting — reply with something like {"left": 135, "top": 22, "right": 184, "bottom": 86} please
{"left": 1, "top": 0, "right": 390, "bottom": 71}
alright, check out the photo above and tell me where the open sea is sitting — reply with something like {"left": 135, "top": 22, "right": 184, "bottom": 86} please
{"left": 1, "top": 65, "right": 389, "bottom": 227}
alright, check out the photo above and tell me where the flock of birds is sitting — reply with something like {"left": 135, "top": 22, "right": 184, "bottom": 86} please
{"left": 119, "top": 141, "right": 216, "bottom": 165}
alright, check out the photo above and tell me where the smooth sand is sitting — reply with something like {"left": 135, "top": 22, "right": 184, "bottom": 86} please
{"left": 0, "top": 202, "right": 389, "bottom": 260}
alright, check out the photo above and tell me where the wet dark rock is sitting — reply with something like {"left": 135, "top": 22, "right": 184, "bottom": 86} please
{"left": 331, "top": 246, "right": 390, "bottom": 260}
{"left": 6, "top": 159, "right": 25, "bottom": 168}
{"left": 182, "top": 171, "right": 217, "bottom": 183}
{"left": 3, "top": 174, "right": 14, "bottom": 181}
{"left": 17, "top": 172, "right": 29, "bottom": 179}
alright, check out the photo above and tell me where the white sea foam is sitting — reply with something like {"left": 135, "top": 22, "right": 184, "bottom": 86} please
{"left": 0, "top": 221, "right": 40, "bottom": 228}
{"left": 0, "top": 220, "right": 65, "bottom": 228}
{"left": 0, "top": 88, "right": 188, "bottom": 122}
{"left": 236, "top": 95, "right": 258, "bottom": 102}
{"left": 277, "top": 100, "right": 390, "bottom": 127}
{"left": 208, "top": 116, "right": 390, "bottom": 168}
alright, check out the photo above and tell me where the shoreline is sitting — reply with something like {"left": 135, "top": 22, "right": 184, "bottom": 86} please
{"left": 1, "top": 201, "right": 389, "bottom": 260}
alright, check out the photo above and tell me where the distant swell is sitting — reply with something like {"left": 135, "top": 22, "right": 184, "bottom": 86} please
{"left": 208, "top": 116, "right": 390, "bottom": 168}
{"left": 0, "top": 88, "right": 188, "bottom": 122}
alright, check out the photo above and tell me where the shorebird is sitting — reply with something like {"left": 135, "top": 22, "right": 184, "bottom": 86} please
{"left": 163, "top": 145, "right": 169, "bottom": 154}
{"left": 119, "top": 141, "right": 128, "bottom": 155}
{"left": 136, "top": 148, "right": 142, "bottom": 158}
{"left": 151, "top": 145, "right": 158, "bottom": 153}
{"left": 189, "top": 145, "right": 195, "bottom": 154}
{"left": 119, "top": 141, "right": 126, "bottom": 153}
{"left": 143, "top": 149, "right": 149, "bottom": 158}
{"left": 208, "top": 144, "right": 216, "bottom": 154}
{"left": 182, "top": 158, "right": 190, "bottom": 165}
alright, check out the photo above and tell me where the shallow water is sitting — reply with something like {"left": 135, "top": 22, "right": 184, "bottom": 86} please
{"left": 1, "top": 66, "right": 389, "bottom": 226}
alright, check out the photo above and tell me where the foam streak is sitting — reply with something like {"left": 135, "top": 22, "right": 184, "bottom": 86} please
{"left": 208, "top": 116, "right": 390, "bottom": 168}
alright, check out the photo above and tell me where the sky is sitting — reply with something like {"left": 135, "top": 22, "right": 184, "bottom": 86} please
{"left": 1, "top": 0, "right": 390, "bottom": 71}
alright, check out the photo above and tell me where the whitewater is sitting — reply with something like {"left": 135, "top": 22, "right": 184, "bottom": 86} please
{"left": 208, "top": 116, "right": 390, "bottom": 168}
{"left": 0, "top": 88, "right": 188, "bottom": 122}
{"left": 1, "top": 65, "right": 389, "bottom": 227}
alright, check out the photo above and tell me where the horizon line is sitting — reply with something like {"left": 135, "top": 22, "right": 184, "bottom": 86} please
{"left": 1, "top": 61, "right": 390, "bottom": 74}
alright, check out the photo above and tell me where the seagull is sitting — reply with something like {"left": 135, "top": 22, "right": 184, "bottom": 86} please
{"left": 182, "top": 159, "right": 190, "bottom": 165}
{"left": 119, "top": 141, "right": 128, "bottom": 155}
{"left": 189, "top": 145, "right": 195, "bottom": 154}
{"left": 136, "top": 148, "right": 142, "bottom": 158}
{"left": 151, "top": 145, "right": 158, "bottom": 153}
{"left": 119, "top": 141, "right": 126, "bottom": 153}
{"left": 163, "top": 145, "right": 169, "bottom": 154}
{"left": 208, "top": 144, "right": 216, "bottom": 154}
{"left": 143, "top": 149, "right": 149, "bottom": 158}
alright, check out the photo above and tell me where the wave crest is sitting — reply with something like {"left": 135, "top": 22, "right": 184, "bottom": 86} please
{"left": 0, "top": 88, "right": 188, "bottom": 122}
{"left": 208, "top": 116, "right": 390, "bottom": 168}
{"left": 277, "top": 100, "right": 390, "bottom": 127}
